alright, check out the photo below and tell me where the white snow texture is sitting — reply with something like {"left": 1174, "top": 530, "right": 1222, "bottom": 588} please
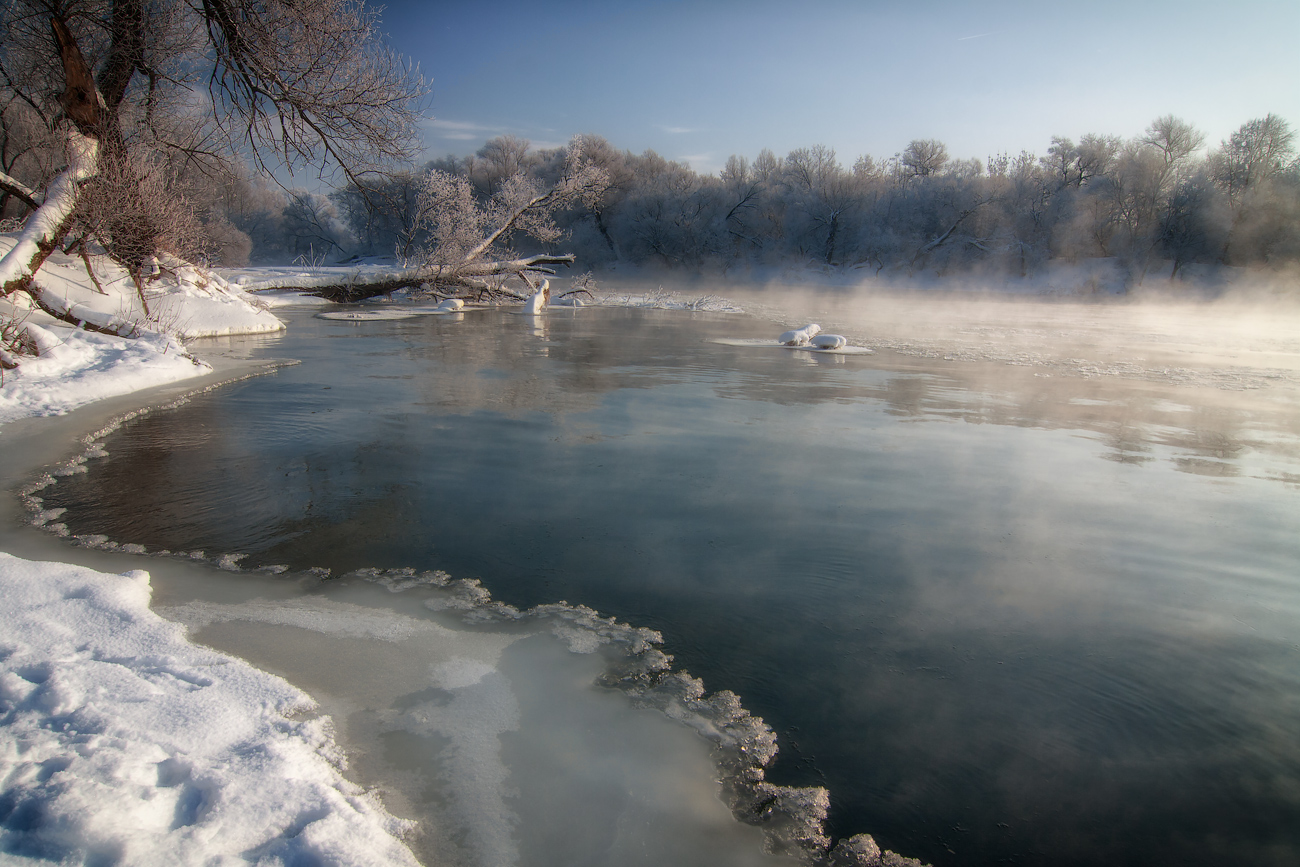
{"left": 0, "top": 553, "right": 419, "bottom": 866}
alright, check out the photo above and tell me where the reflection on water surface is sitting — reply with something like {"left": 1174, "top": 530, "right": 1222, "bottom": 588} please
{"left": 43, "top": 300, "right": 1300, "bottom": 867}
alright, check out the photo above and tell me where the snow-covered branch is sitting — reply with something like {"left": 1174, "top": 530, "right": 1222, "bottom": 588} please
{"left": 0, "top": 130, "right": 99, "bottom": 297}
{"left": 0, "top": 170, "right": 42, "bottom": 213}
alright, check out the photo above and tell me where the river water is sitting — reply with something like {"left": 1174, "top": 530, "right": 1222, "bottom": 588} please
{"left": 39, "top": 293, "right": 1300, "bottom": 867}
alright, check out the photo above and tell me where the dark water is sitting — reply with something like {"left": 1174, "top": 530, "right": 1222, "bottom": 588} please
{"left": 44, "top": 305, "right": 1300, "bottom": 867}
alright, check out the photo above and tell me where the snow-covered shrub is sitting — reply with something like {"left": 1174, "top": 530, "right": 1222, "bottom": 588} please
{"left": 0, "top": 308, "right": 39, "bottom": 371}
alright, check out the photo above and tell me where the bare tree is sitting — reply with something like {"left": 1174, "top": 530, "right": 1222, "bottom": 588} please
{"left": 1, "top": 0, "right": 423, "bottom": 326}
{"left": 902, "top": 139, "right": 948, "bottom": 179}
{"left": 310, "top": 136, "right": 610, "bottom": 301}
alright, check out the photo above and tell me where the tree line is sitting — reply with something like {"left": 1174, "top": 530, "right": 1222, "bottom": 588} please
{"left": 320, "top": 115, "right": 1297, "bottom": 287}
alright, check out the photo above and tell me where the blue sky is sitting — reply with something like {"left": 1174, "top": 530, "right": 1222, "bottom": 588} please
{"left": 378, "top": 0, "right": 1300, "bottom": 175}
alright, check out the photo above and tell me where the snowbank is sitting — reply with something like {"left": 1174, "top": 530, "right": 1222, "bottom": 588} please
{"left": 1, "top": 233, "right": 284, "bottom": 339}
{"left": 1, "top": 231, "right": 290, "bottom": 425}
{"left": 220, "top": 263, "right": 424, "bottom": 295}
{"left": 0, "top": 552, "right": 419, "bottom": 866}
{"left": 0, "top": 321, "right": 206, "bottom": 425}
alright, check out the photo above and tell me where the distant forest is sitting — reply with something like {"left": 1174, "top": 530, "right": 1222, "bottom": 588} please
{"left": 5, "top": 109, "right": 1297, "bottom": 286}
{"left": 332, "top": 114, "right": 1300, "bottom": 286}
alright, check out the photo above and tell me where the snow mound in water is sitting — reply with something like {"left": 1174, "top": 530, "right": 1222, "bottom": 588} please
{"left": 316, "top": 309, "right": 419, "bottom": 321}
{"left": 0, "top": 552, "right": 419, "bottom": 866}
{"left": 779, "top": 324, "right": 822, "bottom": 345}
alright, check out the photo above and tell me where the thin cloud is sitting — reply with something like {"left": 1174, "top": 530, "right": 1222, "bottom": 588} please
{"left": 679, "top": 153, "right": 718, "bottom": 173}
{"left": 658, "top": 124, "right": 696, "bottom": 135}
{"left": 423, "top": 118, "right": 496, "bottom": 132}
{"left": 421, "top": 118, "right": 512, "bottom": 140}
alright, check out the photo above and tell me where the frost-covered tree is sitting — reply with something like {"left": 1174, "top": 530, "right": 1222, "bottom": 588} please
{"left": 1210, "top": 114, "right": 1297, "bottom": 263}
{"left": 0, "top": 0, "right": 423, "bottom": 327}
{"left": 615, "top": 152, "right": 722, "bottom": 266}
{"left": 782, "top": 145, "right": 859, "bottom": 265}
{"left": 313, "top": 112, "right": 1297, "bottom": 290}
{"left": 901, "top": 138, "right": 948, "bottom": 179}
{"left": 718, "top": 154, "right": 764, "bottom": 256}
{"left": 471, "top": 135, "right": 536, "bottom": 197}
{"left": 398, "top": 136, "right": 608, "bottom": 299}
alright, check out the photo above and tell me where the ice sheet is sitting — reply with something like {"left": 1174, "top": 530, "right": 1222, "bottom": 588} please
{"left": 157, "top": 586, "right": 802, "bottom": 867}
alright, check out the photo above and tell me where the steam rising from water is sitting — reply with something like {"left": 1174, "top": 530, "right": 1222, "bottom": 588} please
{"left": 17, "top": 285, "right": 1300, "bottom": 866}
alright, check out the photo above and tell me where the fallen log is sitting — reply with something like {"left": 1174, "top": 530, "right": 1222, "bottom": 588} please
{"left": 297, "top": 253, "right": 576, "bottom": 303}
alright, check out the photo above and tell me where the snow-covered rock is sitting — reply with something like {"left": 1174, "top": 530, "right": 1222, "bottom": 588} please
{"left": 779, "top": 323, "right": 822, "bottom": 346}
{"left": 811, "top": 333, "right": 847, "bottom": 350}
{"left": 523, "top": 279, "right": 550, "bottom": 315}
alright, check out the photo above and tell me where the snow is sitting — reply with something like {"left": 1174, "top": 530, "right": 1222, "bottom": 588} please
{"left": 779, "top": 324, "right": 822, "bottom": 346}
{"left": 247, "top": 289, "right": 332, "bottom": 308}
{"left": 811, "top": 333, "right": 847, "bottom": 350}
{"left": 0, "top": 322, "right": 205, "bottom": 425}
{"left": 221, "top": 264, "right": 425, "bottom": 294}
{"left": 1, "top": 234, "right": 283, "bottom": 340}
{"left": 0, "top": 552, "right": 420, "bottom": 866}
{"left": 2, "top": 230, "right": 287, "bottom": 426}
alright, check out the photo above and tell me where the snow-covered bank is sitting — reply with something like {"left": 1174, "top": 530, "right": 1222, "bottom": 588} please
{"left": 1, "top": 234, "right": 284, "bottom": 340}
{"left": 0, "top": 553, "right": 420, "bottom": 866}
{"left": 1, "top": 232, "right": 287, "bottom": 424}
{"left": 1, "top": 251, "right": 418, "bottom": 862}
{"left": 0, "top": 324, "right": 205, "bottom": 425}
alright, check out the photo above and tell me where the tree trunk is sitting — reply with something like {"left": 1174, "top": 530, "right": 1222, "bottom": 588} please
{"left": 0, "top": 132, "right": 99, "bottom": 299}
{"left": 0, "top": 18, "right": 104, "bottom": 301}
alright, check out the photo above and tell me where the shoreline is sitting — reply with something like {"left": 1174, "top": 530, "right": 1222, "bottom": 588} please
{"left": 0, "top": 328, "right": 886, "bottom": 866}
{"left": 0, "top": 344, "right": 440, "bottom": 866}
{"left": 1, "top": 346, "right": 295, "bottom": 570}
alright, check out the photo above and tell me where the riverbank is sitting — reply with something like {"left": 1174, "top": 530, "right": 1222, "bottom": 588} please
{"left": 2, "top": 342, "right": 433, "bottom": 864}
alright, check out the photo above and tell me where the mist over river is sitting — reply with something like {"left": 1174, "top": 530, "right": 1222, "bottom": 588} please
{"left": 39, "top": 289, "right": 1300, "bottom": 867}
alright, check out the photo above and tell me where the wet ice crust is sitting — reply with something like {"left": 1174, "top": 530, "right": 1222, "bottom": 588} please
{"left": 14, "top": 421, "right": 922, "bottom": 867}
{"left": 1, "top": 538, "right": 913, "bottom": 866}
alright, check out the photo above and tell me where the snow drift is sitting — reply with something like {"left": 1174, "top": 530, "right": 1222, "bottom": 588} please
{"left": 0, "top": 552, "right": 420, "bottom": 866}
